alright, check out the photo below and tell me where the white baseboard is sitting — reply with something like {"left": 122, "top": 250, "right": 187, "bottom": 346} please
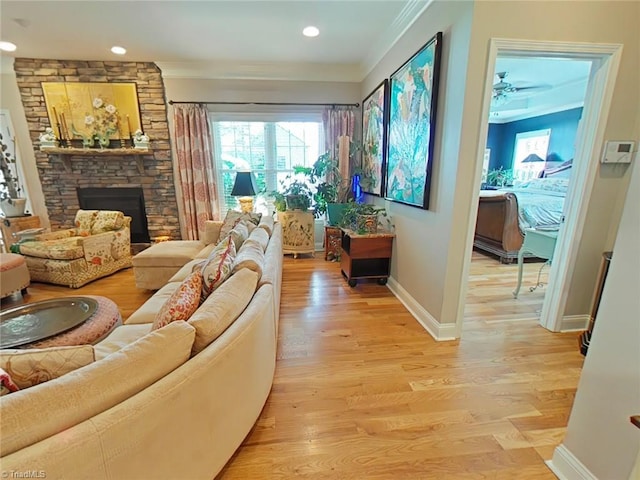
{"left": 560, "top": 315, "right": 590, "bottom": 332}
{"left": 387, "top": 277, "right": 457, "bottom": 341}
{"left": 547, "top": 444, "right": 598, "bottom": 480}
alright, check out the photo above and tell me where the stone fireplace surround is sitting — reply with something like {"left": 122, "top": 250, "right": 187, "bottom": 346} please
{"left": 13, "top": 58, "right": 180, "bottom": 242}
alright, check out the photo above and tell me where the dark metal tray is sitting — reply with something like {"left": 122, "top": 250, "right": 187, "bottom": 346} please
{"left": 0, "top": 297, "right": 98, "bottom": 348}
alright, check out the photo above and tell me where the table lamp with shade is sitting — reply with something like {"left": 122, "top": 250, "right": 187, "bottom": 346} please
{"left": 231, "top": 171, "right": 258, "bottom": 213}
{"left": 522, "top": 153, "right": 545, "bottom": 163}
{"left": 521, "top": 153, "right": 546, "bottom": 181}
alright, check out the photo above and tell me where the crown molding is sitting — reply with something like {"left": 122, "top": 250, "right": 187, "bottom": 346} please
{"left": 360, "top": 0, "right": 434, "bottom": 79}
{"left": 157, "top": 60, "right": 361, "bottom": 83}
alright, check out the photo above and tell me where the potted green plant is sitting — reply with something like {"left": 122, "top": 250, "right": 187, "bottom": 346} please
{"left": 295, "top": 150, "right": 353, "bottom": 224}
{"left": 339, "top": 201, "right": 391, "bottom": 235}
{"left": 283, "top": 179, "right": 313, "bottom": 211}
{"left": 486, "top": 167, "right": 514, "bottom": 188}
{"left": 0, "top": 132, "right": 27, "bottom": 217}
{"left": 270, "top": 190, "right": 287, "bottom": 213}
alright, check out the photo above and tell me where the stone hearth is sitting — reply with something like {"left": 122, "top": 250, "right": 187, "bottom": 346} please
{"left": 13, "top": 58, "right": 180, "bottom": 240}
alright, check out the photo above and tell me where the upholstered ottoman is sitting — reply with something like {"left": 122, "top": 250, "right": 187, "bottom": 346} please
{"left": 0, "top": 253, "right": 30, "bottom": 299}
{"left": 24, "top": 295, "right": 122, "bottom": 348}
{"left": 132, "top": 240, "right": 205, "bottom": 290}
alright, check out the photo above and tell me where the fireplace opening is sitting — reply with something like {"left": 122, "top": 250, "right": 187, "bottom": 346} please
{"left": 77, "top": 187, "right": 151, "bottom": 243}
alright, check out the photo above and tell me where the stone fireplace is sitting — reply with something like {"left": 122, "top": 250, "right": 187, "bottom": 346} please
{"left": 13, "top": 58, "right": 181, "bottom": 241}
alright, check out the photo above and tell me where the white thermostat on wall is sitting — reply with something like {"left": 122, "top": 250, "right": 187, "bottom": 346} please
{"left": 601, "top": 141, "right": 635, "bottom": 164}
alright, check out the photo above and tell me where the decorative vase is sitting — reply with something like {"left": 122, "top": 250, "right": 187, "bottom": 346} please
{"left": 351, "top": 174, "right": 363, "bottom": 203}
{"left": 82, "top": 135, "right": 95, "bottom": 148}
{"left": 0, "top": 198, "right": 27, "bottom": 218}
{"left": 356, "top": 214, "right": 378, "bottom": 234}
{"left": 97, "top": 134, "right": 111, "bottom": 149}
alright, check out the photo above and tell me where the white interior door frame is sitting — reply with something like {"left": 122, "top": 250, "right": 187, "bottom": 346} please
{"left": 457, "top": 38, "right": 623, "bottom": 335}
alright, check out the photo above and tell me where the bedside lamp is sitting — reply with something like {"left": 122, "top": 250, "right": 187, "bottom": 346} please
{"left": 231, "top": 171, "right": 258, "bottom": 213}
{"left": 521, "top": 153, "right": 545, "bottom": 163}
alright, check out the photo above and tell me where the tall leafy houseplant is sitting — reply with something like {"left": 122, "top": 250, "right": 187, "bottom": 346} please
{"left": 295, "top": 149, "right": 353, "bottom": 222}
{"left": 0, "top": 132, "right": 27, "bottom": 217}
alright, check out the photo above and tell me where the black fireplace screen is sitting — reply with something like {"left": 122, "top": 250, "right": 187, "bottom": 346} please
{"left": 77, "top": 187, "right": 150, "bottom": 243}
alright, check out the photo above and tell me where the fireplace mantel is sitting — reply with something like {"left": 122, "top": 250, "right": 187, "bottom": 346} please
{"left": 41, "top": 147, "right": 154, "bottom": 174}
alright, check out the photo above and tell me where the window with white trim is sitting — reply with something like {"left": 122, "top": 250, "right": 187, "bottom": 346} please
{"left": 211, "top": 117, "right": 322, "bottom": 216}
{"left": 512, "top": 128, "right": 551, "bottom": 182}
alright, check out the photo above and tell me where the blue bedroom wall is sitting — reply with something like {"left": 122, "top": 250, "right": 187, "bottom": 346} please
{"left": 487, "top": 107, "right": 583, "bottom": 171}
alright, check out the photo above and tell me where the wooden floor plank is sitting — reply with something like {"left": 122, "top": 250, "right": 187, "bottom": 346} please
{"left": 1, "top": 250, "right": 583, "bottom": 479}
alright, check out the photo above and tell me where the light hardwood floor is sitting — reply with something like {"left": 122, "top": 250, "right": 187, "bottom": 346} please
{"left": 465, "top": 250, "right": 550, "bottom": 322}
{"left": 1, "top": 252, "right": 583, "bottom": 479}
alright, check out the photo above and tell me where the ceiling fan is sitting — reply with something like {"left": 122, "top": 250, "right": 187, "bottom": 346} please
{"left": 492, "top": 71, "right": 550, "bottom": 104}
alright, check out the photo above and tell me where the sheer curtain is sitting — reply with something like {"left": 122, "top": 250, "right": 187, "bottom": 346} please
{"left": 172, "top": 104, "right": 220, "bottom": 240}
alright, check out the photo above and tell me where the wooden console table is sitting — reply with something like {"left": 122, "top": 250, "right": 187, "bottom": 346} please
{"left": 1, "top": 215, "right": 41, "bottom": 252}
{"left": 513, "top": 228, "right": 558, "bottom": 298}
{"left": 340, "top": 229, "right": 395, "bottom": 287}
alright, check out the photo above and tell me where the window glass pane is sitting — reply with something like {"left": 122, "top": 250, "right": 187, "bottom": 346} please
{"left": 213, "top": 120, "right": 321, "bottom": 216}
{"left": 512, "top": 129, "right": 551, "bottom": 182}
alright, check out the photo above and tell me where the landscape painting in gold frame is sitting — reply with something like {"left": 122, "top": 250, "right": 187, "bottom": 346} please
{"left": 42, "top": 82, "right": 142, "bottom": 142}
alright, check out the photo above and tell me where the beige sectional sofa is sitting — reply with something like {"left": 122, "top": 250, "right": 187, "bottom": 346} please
{"left": 0, "top": 216, "right": 283, "bottom": 479}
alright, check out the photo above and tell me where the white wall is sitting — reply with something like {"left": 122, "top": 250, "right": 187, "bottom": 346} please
{"left": 0, "top": 67, "right": 49, "bottom": 227}
{"left": 360, "top": 0, "right": 639, "bottom": 339}
{"left": 163, "top": 78, "right": 361, "bottom": 107}
{"left": 464, "top": 1, "right": 639, "bottom": 324}
{"left": 551, "top": 156, "right": 639, "bottom": 480}
{"left": 361, "top": 1, "right": 474, "bottom": 331}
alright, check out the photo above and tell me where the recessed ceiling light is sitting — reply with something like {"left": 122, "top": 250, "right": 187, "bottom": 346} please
{"left": 303, "top": 26, "right": 319, "bottom": 38}
{"left": 0, "top": 41, "right": 17, "bottom": 52}
{"left": 111, "top": 46, "right": 127, "bottom": 55}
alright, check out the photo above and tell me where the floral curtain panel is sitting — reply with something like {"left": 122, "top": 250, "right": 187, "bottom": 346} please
{"left": 172, "top": 104, "right": 220, "bottom": 240}
{"left": 322, "top": 106, "right": 356, "bottom": 183}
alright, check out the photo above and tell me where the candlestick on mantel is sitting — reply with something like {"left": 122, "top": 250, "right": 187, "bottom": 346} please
{"left": 51, "top": 107, "right": 63, "bottom": 141}
{"left": 118, "top": 117, "right": 126, "bottom": 148}
{"left": 126, "top": 115, "right": 133, "bottom": 145}
{"left": 60, "top": 113, "right": 71, "bottom": 146}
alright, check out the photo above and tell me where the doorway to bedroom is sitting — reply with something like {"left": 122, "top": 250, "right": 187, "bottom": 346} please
{"left": 464, "top": 53, "right": 591, "bottom": 326}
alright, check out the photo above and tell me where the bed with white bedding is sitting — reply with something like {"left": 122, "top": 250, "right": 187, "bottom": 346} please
{"left": 473, "top": 177, "right": 568, "bottom": 262}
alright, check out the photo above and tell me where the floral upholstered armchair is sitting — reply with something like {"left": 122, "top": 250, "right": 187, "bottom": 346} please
{"left": 17, "top": 210, "right": 132, "bottom": 288}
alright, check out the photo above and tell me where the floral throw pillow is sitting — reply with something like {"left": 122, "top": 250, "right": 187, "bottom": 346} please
{"left": 201, "top": 236, "right": 236, "bottom": 302}
{"left": 152, "top": 271, "right": 203, "bottom": 331}
{"left": 74, "top": 209, "right": 98, "bottom": 236}
{"left": 91, "top": 210, "right": 125, "bottom": 234}
{"left": 0, "top": 368, "right": 20, "bottom": 396}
